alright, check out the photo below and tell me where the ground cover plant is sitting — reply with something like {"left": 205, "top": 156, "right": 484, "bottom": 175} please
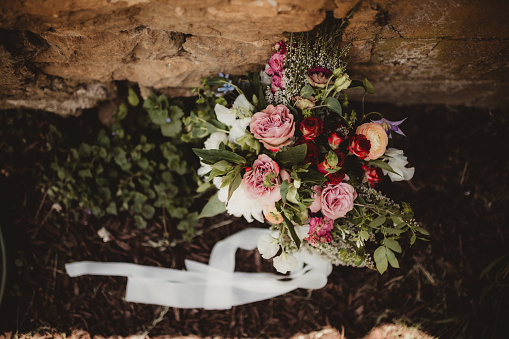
{"left": 0, "top": 96, "right": 507, "bottom": 338}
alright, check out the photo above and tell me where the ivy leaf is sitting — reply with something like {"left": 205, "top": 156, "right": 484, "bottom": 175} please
{"left": 193, "top": 148, "right": 247, "bottom": 165}
{"left": 300, "top": 84, "right": 314, "bottom": 99}
{"left": 128, "top": 88, "right": 140, "bottom": 106}
{"left": 324, "top": 97, "right": 342, "bottom": 115}
{"left": 275, "top": 144, "right": 307, "bottom": 167}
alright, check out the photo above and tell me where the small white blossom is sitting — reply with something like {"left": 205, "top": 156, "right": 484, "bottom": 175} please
{"left": 273, "top": 252, "right": 299, "bottom": 274}
{"left": 232, "top": 94, "right": 254, "bottom": 117}
{"left": 214, "top": 104, "right": 236, "bottom": 127}
{"left": 295, "top": 224, "right": 310, "bottom": 240}
{"left": 229, "top": 117, "right": 251, "bottom": 143}
{"left": 383, "top": 148, "right": 415, "bottom": 181}
{"left": 257, "top": 233, "right": 280, "bottom": 259}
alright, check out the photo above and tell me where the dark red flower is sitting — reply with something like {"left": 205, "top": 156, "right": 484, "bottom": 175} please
{"left": 348, "top": 134, "right": 371, "bottom": 159}
{"left": 306, "top": 67, "right": 332, "bottom": 88}
{"left": 362, "top": 163, "right": 384, "bottom": 187}
{"left": 300, "top": 116, "right": 323, "bottom": 140}
{"left": 295, "top": 138, "right": 320, "bottom": 165}
{"left": 326, "top": 168, "right": 347, "bottom": 184}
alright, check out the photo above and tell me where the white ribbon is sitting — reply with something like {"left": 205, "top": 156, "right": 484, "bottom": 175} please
{"left": 66, "top": 228, "right": 332, "bottom": 309}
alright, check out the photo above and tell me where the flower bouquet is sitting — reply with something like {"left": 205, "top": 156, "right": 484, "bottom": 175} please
{"left": 185, "top": 22, "right": 428, "bottom": 275}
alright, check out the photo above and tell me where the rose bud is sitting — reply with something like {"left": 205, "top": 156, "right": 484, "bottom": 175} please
{"left": 362, "top": 163, "right": 384, "bottom": 187}
{"left": 300, "top": 116, "right": 323, "bottom": 140}
{"left": 334, "top": 73, "right": 352, "bottom": 92}
{"left": 347, "top": 134, "right": 371, "bottom": 159}
{"left": 306, "top": 67, "right": 332, "bottom": 88}
{"left": 327, "top": 131, "right": 344, "bottom": 150}
{"left": 293, "top": 95, "right": 316, "bottom": 110}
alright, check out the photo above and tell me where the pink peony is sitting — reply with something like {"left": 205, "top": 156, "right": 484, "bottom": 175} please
{"left": 250, "top": 104, "right": 295, "bottom": 151}
{"left": 242, "top": 154, "right": 281, "bottom": 205}
{"left": 320, "top": 182, "right": 357, "bottom": 220}
{"left": 309, "top": 185, "right": 322, "bottom": 213}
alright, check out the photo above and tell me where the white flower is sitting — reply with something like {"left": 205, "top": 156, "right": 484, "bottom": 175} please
{"left": 257, "top": 233, "right": 280, "bottom": 259}
{"left": 214, "top": 104, "right": 236, "bottom": 127}
{"left": 204, "top": 131, "right": 228, "bottom": 150}
{"left": 232, "top": 94, "right": 254, "bottom": 117}
{"left": 383, "top": 148, "right": 415, "bottom": 181}
{"left": 217, "top": 184, "right": 264, "bottom": 223}
{"left": 273, "top": 252, "right": 299, "bottom": 274}
{"left": 295, "top": 225, "right": 310, "bottom": 241}
{"left": 229, "top": 117, "right": 251, "bottom": 143}
{"left": 260, "top": 65, "right": 272, "bottom": 86}
{"left": 197, "top": 163, "right": 212, "bottom": 177}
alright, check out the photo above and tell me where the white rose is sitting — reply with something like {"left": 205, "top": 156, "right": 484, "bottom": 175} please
{"left": 257, "top": 233, "right": 280, "bottom": 259}
{"left": 383, "top": 148, "right": 415, "bottom": 181}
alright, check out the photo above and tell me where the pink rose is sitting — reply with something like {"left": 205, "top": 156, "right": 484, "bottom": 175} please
{"left": 320, "top": 182, "right": 357, "bottom": 220}
{"left": 250, "top": 104, "right": 295, "bottom": 151}
{"left": 309, "top": 185, "right": 322, "bottom": 213}
{"left": 242, "top": 154, "right": 281, "bottom": 205}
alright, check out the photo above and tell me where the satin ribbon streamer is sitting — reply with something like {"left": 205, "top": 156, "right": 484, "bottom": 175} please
{"left": 66, "top": 228, "right": 332, "bottom": 309}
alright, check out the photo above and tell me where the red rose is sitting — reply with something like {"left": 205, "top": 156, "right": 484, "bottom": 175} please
{"left": 300, "top": 116, "right": 323, "bottom": 140}
{"left": 362, "top": 163, "right": 384, "bottom": 186}
{"left": 348, "top": 134, "right": 371, "bottom": 159}
{"left": 327, "top": 131, "right": 344, "bottom": 150}
{"left": 306, "top": 67, "right": 332, "bottom": 88}
{"left": 295, "top": 138, "right": 320, "bottom": 165}
{"left": 326, "top": 168, "right": 346, "bottom": 184}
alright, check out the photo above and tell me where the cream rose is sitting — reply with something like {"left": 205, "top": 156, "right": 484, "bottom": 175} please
{"left": 356, "top": 122, "right": 388, "bottom": 160}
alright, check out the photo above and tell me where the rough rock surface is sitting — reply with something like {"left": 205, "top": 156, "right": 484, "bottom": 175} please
{"left": 1, "top": 0, "right": 508, "bottom": 115}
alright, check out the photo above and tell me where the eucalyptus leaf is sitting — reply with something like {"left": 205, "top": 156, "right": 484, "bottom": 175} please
{"left": 300, "top": 84, "right": 314, "bottom": 99}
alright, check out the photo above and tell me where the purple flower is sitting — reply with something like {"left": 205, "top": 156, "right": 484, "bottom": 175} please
{"left": 372, "top": 118, "right": 406, "bottom": 138}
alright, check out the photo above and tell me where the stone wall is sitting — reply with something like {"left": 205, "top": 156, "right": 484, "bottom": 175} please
{"left": 1, "top": 0, "right": 508, "bottom": 115}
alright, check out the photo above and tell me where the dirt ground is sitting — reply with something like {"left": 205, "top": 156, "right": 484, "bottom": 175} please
{"left": 0, "top": 101, "right": 507, "bottom": 338}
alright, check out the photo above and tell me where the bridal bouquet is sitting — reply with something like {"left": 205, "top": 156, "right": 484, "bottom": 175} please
{"left": 185, "top": 23, "right": 427, "bottom": 275}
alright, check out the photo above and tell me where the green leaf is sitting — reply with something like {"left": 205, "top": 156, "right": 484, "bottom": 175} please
{"left": 280, "top": 180, "right": 290, "bottom": 204}
{"left": 116, "top": 102, "right": 128, "bottom": 120}
{"left": 376, "top": 257, "right": 388, "bottom": 274}
{"left": 359, "top": 230, "right": 370, "bottom": 241}
{"left": 374, "top": 246, "right": 386, "bottom": 263}
{"left": 410, "top": 234, "right": 416, "bottom": 245}
{"left": 78, "top": 168, "right": 92, "bottom": 178}
{"left": 227, "top": 167, "right": 242, "bottom": 203}
{"left": 128, "top": 88, "right": 140, "bottom": 106}
{"left": 415, "top": 226, "right": 430, "bottom": 235}
{"left": 383, "top": 238, "right": 402, "bottom": 253}
{"left": 385, "top": 248, "right": 400, "bottom": 268}
{"left": 198, "top": 192, "right": 226, "bottom": 218}
{"left": 275, "top": 144, "right": 307, "bottom": 167}
{"left": 106, "top": 202, "right": 118, "bottom": 215}
{"left": 363, "top": 78, "right": 375, "bottom": 94}
{"left": 324, "top": 97, "right": 342, "bottom": 115}
{"left": 369, "top": 215, "right": 386, "bottom": 228}
{"left": 299, "top": 169, "right": 327, "bottom": 185}
{"left": 193, "top": 148, "right": 246, "bottom": 165}
{"left": 280, "top": 211, "right": 301, "bottom": 249}
{"left": 160, "top": 120, "right": 182, "bottom": 137}
{"left": 213, "top": 160, "right": 233, "bottom": 172}
{"left": 300, "top": 84, "right": 314, "bottom": 99}
{"left": 384, "top": 227, "right": 405, "bottom": 235}
{"left": 368, "top": 160, "right": 400, "bottom": 175}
